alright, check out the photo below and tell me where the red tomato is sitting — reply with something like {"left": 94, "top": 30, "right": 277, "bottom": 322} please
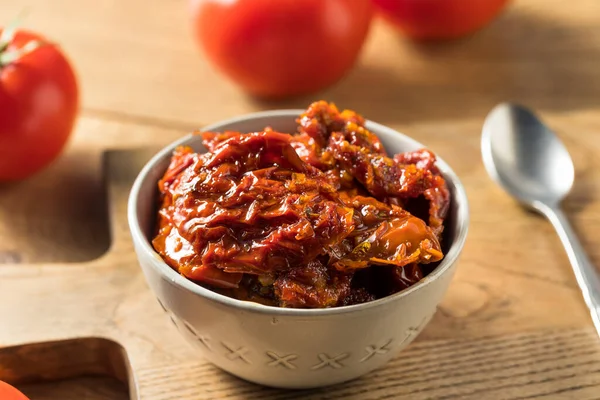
{"left": 190, "top": 0, "right": 374, "bottom": 98}
{"left": 0, "top": 381, "right": 29, "bottom": 400}
{"left": 0, "top": 29, "right": 79, "bottom": 181}
{"left": 372, "top": 0, "right": 510, "bottom": 40}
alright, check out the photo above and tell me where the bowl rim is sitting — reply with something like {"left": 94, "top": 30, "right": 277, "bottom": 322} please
{"left": 128, "top": 109, "right": 470, "bottom": 316}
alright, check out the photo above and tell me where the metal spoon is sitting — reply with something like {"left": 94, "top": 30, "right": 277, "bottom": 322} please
{"left": 482, "top": 103, "right": 600, "bottom": 337}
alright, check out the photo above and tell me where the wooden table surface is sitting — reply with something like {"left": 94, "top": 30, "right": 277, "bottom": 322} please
{"left": 1, "top": 0, "right": 600, "bottom": 399}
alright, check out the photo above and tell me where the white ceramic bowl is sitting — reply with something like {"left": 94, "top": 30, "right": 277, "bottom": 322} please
{"left": 128, "top": 110, "right": 469, "bottom": 389}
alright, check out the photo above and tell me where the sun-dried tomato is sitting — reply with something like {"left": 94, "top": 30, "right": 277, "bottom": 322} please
{"left": 153, "top": 101, "right": 450, "bottom": 308}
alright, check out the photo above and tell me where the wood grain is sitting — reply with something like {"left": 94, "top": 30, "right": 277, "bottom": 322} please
{"left": 1, "top": 0, "right": 600, "bottom": 398}
{"left": 19, "top": 376, "right": 128, "bottom": 400}
{"left": 0, "top": 338, "right": 132, "bottom": 386}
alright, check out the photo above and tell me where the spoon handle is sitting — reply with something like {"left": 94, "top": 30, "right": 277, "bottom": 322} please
{"left": 540, "top": 204, "right": 600, "bottom": 337}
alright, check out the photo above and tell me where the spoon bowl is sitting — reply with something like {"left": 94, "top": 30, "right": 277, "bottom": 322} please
{"left": 482, "top": 103, "right": 575, "bottom": 208}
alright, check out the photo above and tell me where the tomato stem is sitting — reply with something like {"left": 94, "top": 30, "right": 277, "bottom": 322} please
{"left": 0, "top": 40, "right": 45, "bottom": 68}
{"left": 0, "top": 10, "right": 27, "bottom": 47}
{"left": 0, "top": 9, "right": 30, "bottom": 67}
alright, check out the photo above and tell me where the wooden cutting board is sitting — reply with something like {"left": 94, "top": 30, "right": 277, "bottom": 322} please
{"left": 1, "top": 110, "right": 600, "bottom": 400}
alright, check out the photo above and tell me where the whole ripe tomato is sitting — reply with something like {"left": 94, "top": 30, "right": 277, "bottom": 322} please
{"left": 0, "top": 28, "right": 78, "bottom": 181}
{"left": 372, "top": 0, "right": 510, "bottom": 40}
{"left": 190, "top": 0, "right": 374, "bottom": 98}
{"left": 0, "top": 381, "right": 29, "bottom": 400}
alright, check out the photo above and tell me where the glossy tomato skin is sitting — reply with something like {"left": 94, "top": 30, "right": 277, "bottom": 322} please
{"left": 0, "top": 381, "right": 29, "bottom": 400}
{"left": 373, "top": 0, "right": 510, "bottom": 40}
{"left": 190, "top": 0, "right": 373, "bottom": 98}
{"left": 0, "top": 30, "right": 78, "bottom": 181}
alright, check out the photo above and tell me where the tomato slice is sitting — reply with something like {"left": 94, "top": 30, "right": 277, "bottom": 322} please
{"left": 0, "top": 381, "right": 29, "bottom": 400}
